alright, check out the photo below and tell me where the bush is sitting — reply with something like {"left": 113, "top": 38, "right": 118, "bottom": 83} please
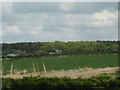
{"left": 2, "top": 75, "right": 120, "bottom": 89}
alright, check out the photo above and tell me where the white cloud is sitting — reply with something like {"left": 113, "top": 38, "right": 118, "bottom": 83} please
{"left": 91, "top": 10, "right": 117, "bottom": 26}
{"left": 0, "top": 30, "right": 2, "bottom": 37}
{"left": 0, "top": 22, "right": 2, "bottom": 37}
{"left": 60, "top": 28, "right": 77, "bottom": 40}
{"left": 29, "top": 26, "right": 43, "bottom": 35}
{"left": 26, "top": 26, "right": 77, "bottom": 41}
{"left": 56, "top": 10, "right": 117, "bottom": 27}
{"left": 2, "top": 2, "right": 13, "bottom": 13}
{"left": 3, "top": 25, "right": 22, "bottom": 36}
{"left": 16, "top": 13, "right": 54, "bottom": 24}
{"left": 60, "top": 3, "right": 75, "bottom": 11}
{"left": 2, "top": 2, "right": 118, "bottom": 42}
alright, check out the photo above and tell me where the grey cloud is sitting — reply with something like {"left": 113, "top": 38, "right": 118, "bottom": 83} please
{"left": 72, "top": 2, "right": 117, "bottom": 13}
{"left": 2, "top": 2, "right": 118, "bottom": 42}
{"left": 2, "top": 25, "right": 117, "bottom": 43}
{"left": 12, "top": 2, "right": 60, "bottom": 13}
{"left": 2, "top": 12, "right": 19, "bottom": 23}
{"left": 12, "top": 2, "right": 117, "bottom": 14}
{"left": 3, "top": 2, "right": 117, "bottom": 24}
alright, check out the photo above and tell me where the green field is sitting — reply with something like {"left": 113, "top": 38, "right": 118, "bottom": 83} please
{"left": 2, "top": 55, "right": 118, "bottom": 75}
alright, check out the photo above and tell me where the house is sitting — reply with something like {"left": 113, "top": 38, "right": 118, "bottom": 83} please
{"left": 55, "top": 50, "right": 62, "bottom": 54}
{"left": 49, "top": 50, "right": 62, "bottom": 55}
{"left": 7, "top": 54, "right": 20, "bottom": 57}
{"left": 49, "top": 52, "right": 56, "bottom": 55}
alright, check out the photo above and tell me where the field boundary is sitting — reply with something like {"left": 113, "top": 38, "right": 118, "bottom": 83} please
{"left": 2, "top": 67, "right": 118, "bottom": 79}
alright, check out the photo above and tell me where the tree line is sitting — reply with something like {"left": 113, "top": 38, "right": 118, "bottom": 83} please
{"left": 2, "top": 41, "right": 119, "bottom": 58}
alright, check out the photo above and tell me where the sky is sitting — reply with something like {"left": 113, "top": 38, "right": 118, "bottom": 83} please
{"left": 1, "top": 2, "right": 118, "bottom": 43}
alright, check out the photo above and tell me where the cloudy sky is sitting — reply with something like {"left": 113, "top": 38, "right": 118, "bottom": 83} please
{"left": 2, "top": 2, "right": 118, "bottom": 43}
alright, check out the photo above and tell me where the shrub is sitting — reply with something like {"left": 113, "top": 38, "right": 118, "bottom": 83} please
{"left": 2, "top": 75, "right": 120, "bottom": 89}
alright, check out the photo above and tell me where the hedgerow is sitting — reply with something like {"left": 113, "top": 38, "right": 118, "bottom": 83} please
{"left": 2, "top": 75, "right": 120, "bottom": 89}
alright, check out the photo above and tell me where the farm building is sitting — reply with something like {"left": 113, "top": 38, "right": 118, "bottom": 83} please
{"left": 7, "top": 54, "right": 20, "bottom": 57}
{"left": 49, "top": 50, "right": 62, "bottom": 55}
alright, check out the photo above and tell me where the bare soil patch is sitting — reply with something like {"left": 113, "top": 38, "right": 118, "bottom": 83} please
{"left": 2, "top": 67, "right": 118, "bottom": 79}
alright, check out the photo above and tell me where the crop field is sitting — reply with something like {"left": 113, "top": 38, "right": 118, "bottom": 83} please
{"left": 2, "top": 55, "right": 118, "bottom": 75}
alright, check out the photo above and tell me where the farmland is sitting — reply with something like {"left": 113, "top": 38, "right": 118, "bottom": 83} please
{"left": 2, "top": 54, "right": 118, "bottom": 75}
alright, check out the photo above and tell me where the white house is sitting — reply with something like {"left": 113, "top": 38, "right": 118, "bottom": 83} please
{"left": 49, "top": 50, "right": 62, "bottom": 55}
{"left": 7, "top": 54, "right": 20, "bottom": 57}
